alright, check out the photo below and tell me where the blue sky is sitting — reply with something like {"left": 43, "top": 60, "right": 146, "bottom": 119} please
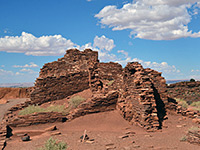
{"left": 0, "top": 0, "right": 200, "bottom": 83}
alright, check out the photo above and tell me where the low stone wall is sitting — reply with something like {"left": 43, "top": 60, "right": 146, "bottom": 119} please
{"left": 0, "top": 126, "right": 7, "bottom": 150}
{"left": 5, "top": 112, "right": 67, "bottom": 127}
{"left": 68, "top": 90, "right": 119, "bottom": 120}
{"left": 2, "top": 90, "right": 118, "bottom": 129}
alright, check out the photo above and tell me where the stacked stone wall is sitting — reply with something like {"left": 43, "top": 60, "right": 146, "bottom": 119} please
{"left": 117, "top": 62, "right": 167, "bottom": 130}
{"left": 31, "top": 49, "right": 98, "bottom": 104}
{"left": 2, "top": 49, "right": 171, "bottom": 132}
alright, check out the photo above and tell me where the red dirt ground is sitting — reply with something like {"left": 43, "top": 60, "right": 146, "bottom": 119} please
{"left": 4, "top": 110, "right": 200, "bottom": 150}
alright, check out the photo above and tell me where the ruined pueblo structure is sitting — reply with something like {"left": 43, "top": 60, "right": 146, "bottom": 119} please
{"left": 1, "top": 49, "right": 178, "bottom": 148}
{"left": 30, "top": 48, "right": 170, "bottom": 130}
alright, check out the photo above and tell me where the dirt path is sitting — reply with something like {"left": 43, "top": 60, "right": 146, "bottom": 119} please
{"left": 5, "top": 110, "right": 200, "bottom": 150}
{"left": 0, "top": 98, "right": 29, "bottom": 121}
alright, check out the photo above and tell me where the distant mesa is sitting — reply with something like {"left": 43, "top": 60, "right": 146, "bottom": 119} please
{"left": 0, "top": 82, "right": 34, "bottom": 88}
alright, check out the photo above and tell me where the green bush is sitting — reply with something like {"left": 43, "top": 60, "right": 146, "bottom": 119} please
{"left": 18, "top": 105, "right": 66, "bottom": 116}
{"left": 190, "top": 78, "right": 195, "bottom": 82}
{"left": 38, "top": 137, "right": 67, "bottom": 150}
{"left": 69, "top": 95, "right": 86, "bottom": 108}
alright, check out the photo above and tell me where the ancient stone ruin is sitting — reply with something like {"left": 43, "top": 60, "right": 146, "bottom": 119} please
{"left": 28, "top": 48, "right": 170, "bottom": 130}
{"left": 1, "top": 49, "right": 174, "bottom": 135}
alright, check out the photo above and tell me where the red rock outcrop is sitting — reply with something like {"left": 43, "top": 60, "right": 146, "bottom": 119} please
{"left": 167, "top": 81, "right": 200, "bottom": 120}
{"left": 0, "top": 87, "right": 31, "bottom": 104}
{"left": 167, "top": 81, "right": 200, "bottom": 103}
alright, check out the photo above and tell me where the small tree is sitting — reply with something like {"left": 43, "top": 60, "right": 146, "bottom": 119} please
{"left": 190, "top": 78, "right": 195, "bottom": 82}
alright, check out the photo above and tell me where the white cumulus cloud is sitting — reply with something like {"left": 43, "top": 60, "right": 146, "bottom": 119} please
{"left": 0, "top": 69, "right": 14, "bottom": 76}
{"left": 13, "top": 62, "right": 38, "bottom": 68}
{"left": 78, "top": 35, "right": 117, "bottom": 62}
{"left": 93, "top": 35, "right": 115, "bottom": 51}
{"left": 79, "top": 35, "right": 181, "bottom": 76}
{"left": 0, "top": 33, "right": 181, "bottom": 79}
{"left": 20, "top": 68, "right": 37, "bottom": 74}
{"left": 191, "top": 69, "right": 200, "bottom": 72}
{"left": 0, "top": 32, "right": 76, "bottom": 56}
{"left": 118, "top": 50, "right": 128, "bottom": 57}
{"left": 95, "top": 0, "right": 200, "bottom": 40}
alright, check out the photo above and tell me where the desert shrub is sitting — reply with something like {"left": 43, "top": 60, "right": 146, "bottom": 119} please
{"left": 107, "top": 80, "right": 115, "bottom": 86}
{"left": 188, "top": 126, "right": 199, "bottom": 132}
{"left": 45, "top": 105, "right": 66, "bottom": 113}
{"left": 190, "top": 78, "right": 195, "bottom": 82}
{"left": 175, "top": 98, "right": 188, "bottom": 109}
{"left": 187, "top": 100, "right": 193, "bottom": 105}
{"left": 180, "top": 135, "right": 187, "bottom": 142}
{"left": 38, "top": 137, "right": 67, "bottom": 150}
{"left": 18, "top": 105, "right": 44, "bottom": 115}
{"left": 190, "top": 101, "right": 200, "bottom": 108}
{"left": 69, "top": 95, "right": 86, "bottom": 108}
{"left": 18, "top": 105, "right": 66, "bottom": 115}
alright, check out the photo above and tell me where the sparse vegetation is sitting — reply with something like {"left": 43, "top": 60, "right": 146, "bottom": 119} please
{"left": 190, "top": 101, "right": 200, "bottom": 111}
{"left": 107, "top": 80, "right": 115, "bottom": 86}
{"left": 175, "top": 98, "right": 200, "bottom": 111}
{"left": 18, "top": 95, "right": 86, "bottom": 115}
{"left": 180, "top": 127, "right": 199, "bottom": 142}
{"left": 180, "top": 135, "right": 187, "bottom": 142}
{"left": 190, "top": 101, "right": 200, "bottom": 108}
{"left": 69, "top": 95, "right": 86, "bottom": 109}
{"left": 175, "top": 98, "right": 188, "bottom": 109}
{"left": 38, "top": 137, "right": 67, "bottom": 150}
{"left": 18, "top": 105, "right": 66, "bottom": 115}
{"left": 188, "top": 126, "right": 199, "bottom": 132}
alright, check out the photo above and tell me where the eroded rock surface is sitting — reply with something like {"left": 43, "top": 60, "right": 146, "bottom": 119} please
{"left": 0, "top": 87, "right": 31, "bottom": 104}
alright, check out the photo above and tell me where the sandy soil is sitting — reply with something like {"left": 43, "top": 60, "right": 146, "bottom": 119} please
{"left": 4, "top": 110, "right": 200, "bottom": 150}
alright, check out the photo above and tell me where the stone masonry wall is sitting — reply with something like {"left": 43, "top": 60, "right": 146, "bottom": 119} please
{"left": 117, "top": 62, "right": 167, "bottom": 130}
{"left": 31, "top": 49, "right": 98, "bottom": 105}
{"left": 90, "top": 62, "right": 123, "bottom": 93}
{"left": 2, "top": 49, "right": 170, "bottom": 132}
{"left": 5, "top": 112, "right": 67, "bottom": 127}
